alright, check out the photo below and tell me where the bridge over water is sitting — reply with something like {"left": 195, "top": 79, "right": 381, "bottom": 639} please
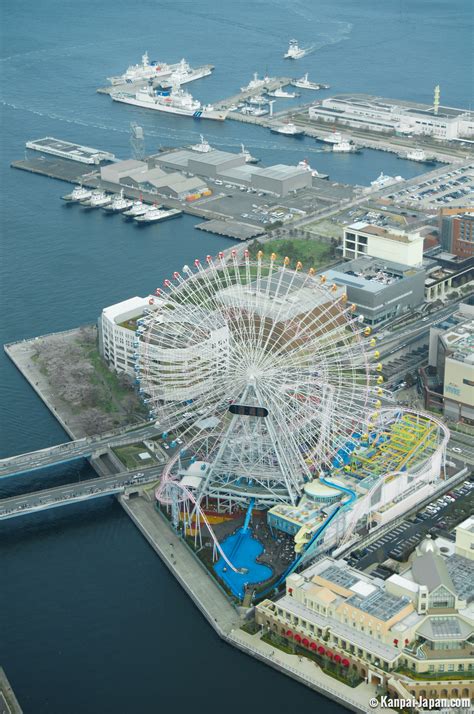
{"left": 0, "top": 422, "right": 160, "bottom": 479}
{"left": 0, "top": 468, "right": 161, "bottom": 521}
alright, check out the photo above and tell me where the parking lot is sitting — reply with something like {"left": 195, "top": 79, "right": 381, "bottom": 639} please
{"left": 387, "top": 164, "right": 474, "bottom": 208}
{"left": 346, "top": 477, "right": 474, "bottom": 572}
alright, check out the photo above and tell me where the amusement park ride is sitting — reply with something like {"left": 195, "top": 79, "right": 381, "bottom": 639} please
{"left": 133, "top": 250, "right": 449, "bottom": 597}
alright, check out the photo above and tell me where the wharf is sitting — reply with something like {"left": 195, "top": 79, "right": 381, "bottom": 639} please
{"left": 195, "top": 218, "right": 265, "bottom": 240}
{"left": 0, "top": 667, "right": 23, "bottom": 714}
{"left": 96, "top": 65, "right": 215, "bottom": 95}
{"left": 214, "top": 76, "right": 292, "bottom": 110}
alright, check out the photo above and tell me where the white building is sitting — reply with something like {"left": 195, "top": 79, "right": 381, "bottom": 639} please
{"left": 455, "top": 516, "right": 474, "bottom": 561}
{"left": 343, "top": 222, "right": 424, "bottom": 267}
{"left": 98, "top": 295, "right": 159, "bottom": 375}
{"left": 308, "top": 94, "right": 474, "bottom": 140}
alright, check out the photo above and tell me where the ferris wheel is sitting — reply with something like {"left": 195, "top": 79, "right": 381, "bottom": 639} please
{"left": 135, "top": 249, "right": 386, "bottom": 511}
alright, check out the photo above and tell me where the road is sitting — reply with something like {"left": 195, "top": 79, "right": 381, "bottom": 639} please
{"left": 0, "top": 421, "right": 161, "bottom": 479}
{"left": 0, "top": 467, "right": 162, "bottom": 520}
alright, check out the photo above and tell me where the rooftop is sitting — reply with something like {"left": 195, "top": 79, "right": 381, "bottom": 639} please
{"left": 324, "top": 257, "right": 421, "bottom": 294}
{"left": 348, "top": 222, "right": 422, "bottom": 244}
{"left": 346, "top": 588, "right": 411, "bottom": 622}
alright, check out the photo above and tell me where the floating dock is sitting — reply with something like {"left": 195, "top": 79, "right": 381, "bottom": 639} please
{"left": 26, "top": 137, "right": 115, "bottom": 164}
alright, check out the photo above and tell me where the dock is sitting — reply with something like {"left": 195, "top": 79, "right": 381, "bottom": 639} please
{"left": 214, "top": 76, "right": 292, "bottom": 110}
{"left": 0, "top": 667, "right": 23, "bottom": 714}
{"left": 195, "top": 219, "right": 265, "bottom": 240}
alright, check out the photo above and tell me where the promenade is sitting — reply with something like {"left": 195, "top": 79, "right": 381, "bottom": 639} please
{"left": 121, "top": 496, "right": 396, "bottom": 714}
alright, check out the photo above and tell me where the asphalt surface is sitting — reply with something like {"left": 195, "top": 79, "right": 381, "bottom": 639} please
{"left": 348, "top": 477, "right": 474, "bottom": 571}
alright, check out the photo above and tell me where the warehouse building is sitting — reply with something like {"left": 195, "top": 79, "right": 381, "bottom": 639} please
{"left": 323, "top": 257, "right": 425, "bottom": 325}
{"left": 154, "top": 147, "right": 312, "bottom": 196}
{"left": 100, "top": 159, "right": 147, "bottom": 184}
{"left": 252, "top": 164, "right": 312, "bottom": 196}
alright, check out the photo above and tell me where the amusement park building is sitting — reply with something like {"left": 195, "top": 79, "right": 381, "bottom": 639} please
{"left": 98, "top": 295, "right": 159, "bottom": 375}
{"left": 322, "top": 257, "right": 425, "bottom": 325}
{"left": 256, "top": 546, "right": 474, "bottom": 699}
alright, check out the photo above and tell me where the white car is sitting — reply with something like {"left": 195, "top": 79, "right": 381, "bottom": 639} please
{"left": 451, "top": 447, "right": 462, "bottom": 453}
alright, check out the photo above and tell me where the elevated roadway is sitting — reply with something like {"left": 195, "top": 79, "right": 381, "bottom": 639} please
{"left": 0, "top": 422, "right": 160, "bottom": 479}
{"left": 0, "top": 468, "right": 161, "bottom": 521}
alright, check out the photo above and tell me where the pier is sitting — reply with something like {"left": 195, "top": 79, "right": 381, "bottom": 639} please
{"left": 0, "top": 668, "right": 23, "bottom": 714}
{"left": 214, "top": 76, "right": 292, "bottom": 110}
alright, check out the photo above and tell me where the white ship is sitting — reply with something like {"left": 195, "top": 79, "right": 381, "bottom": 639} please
{"left": 322, "top": 131, "right": 344, "bottom": 145}
{"left": 332, "top": 138, "right": 359, "bottom": 153}
{"left": 405, "top": 148, "right": 436, "bottom": 164}
{"left": 270, "top": 121, "right": 304, "bottom": 136}
{"left": 111, "top": 84, "right": 227, "bottom": 121}
{"left": 134, "top": 206, "right": 183, "bottom": 224}
{"left": 168, "top": 58, "right": 213, "bottom": 86}
{"left": 297, "top": 158, "right": 324, "bottom": 178}
{"left": 240, "top": 72, "right": 272, "bottom": 92}
{"left": 62, "top": 185, "right": 92, "bottom": 202}
{"left": 248, "top": 94, "right": 268, "bottom": 105}
{"left": 239, "top": 144, "right": 259, "bottom": 164}
{"left": 240, "top": 105, "right": 269, "bottom": 116}
{"left": 291, "top": 73, "right": 329, "bottom": 90}
{"left": 284, "top": 39, "right": 314, "bottom": 60}
{"left": 191, "top": 135, "right": 212, "bottom": 152}
{"left": 103, "top": 189, "right": 133, "bottom": 213}
{"left": 81, "top": 190, "right": 112, "bottom": 208}
{"left": 108, "top": 52, "right": 173, "bottom": 86}
{"left": 267, "top": 88, "right": 297, "bottom": 98}
{"left": 370, "top": 172, "right": 404, "bottom": 190}
{"left": 123, "top": 200, "right": 149, "bottom": 217}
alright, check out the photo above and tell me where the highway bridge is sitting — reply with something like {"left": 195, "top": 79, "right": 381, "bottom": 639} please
{"left": 0, "top": 468, "right": 161, "bottom": 521}
{"left": 0, "top": 422, "right": 160, "bottom": 479}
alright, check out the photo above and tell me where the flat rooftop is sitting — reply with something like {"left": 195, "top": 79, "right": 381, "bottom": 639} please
{"left": 26, "top": 137, "right": 115, "bottom": 163}
{"left": 324, "top": 256, "right": 421, "bottom": 294}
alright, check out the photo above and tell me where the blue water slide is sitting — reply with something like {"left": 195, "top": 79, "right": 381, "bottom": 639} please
{"left": 258, "top": 480, "right": 356, "bottom": 597}
{"left": 242, "top": 497, "right": 255, "bottom": 532}
{"left": 229, "top": 498, "right": 255, "bottom": 560}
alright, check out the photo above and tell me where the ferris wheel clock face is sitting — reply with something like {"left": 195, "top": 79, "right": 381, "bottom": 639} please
{"left": 136, "top": 250, "right": 385, "bottom": 505}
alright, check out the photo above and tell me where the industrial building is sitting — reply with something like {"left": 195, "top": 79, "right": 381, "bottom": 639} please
{"left": 100, "top": 159, "right": 209, "bottom": 200}
{"left": 308, "top": 93, "right": 474, "bottom": 140}
{"left": 256, "top": 538, "right": 474, "bottom": 699}
{"left": 153, "top": 147, "right": 312, "bottom": 196}
{"left": 322, "top": 257, "right": 425, "bottom": 325}
{"left": 98, "top": 295, "right": 160, "bottom": 375}
{"left": 343, "top": 222, "right": 424, "bottom": 267}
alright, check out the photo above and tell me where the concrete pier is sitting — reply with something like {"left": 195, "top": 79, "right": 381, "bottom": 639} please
{"left": 0, "top": 667, "right": 23, "bottom": 714}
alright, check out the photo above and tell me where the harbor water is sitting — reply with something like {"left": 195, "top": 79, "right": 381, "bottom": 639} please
{"left": 0, "top": 1, "right": 472, "bottom": 712}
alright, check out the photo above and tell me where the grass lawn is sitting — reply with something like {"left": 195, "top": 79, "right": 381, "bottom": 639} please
{"left": 248, "top": 238, "right": 333, "bottom": 269}
{"left": 113, "top": 443, "right": 154, "bottom": 469}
